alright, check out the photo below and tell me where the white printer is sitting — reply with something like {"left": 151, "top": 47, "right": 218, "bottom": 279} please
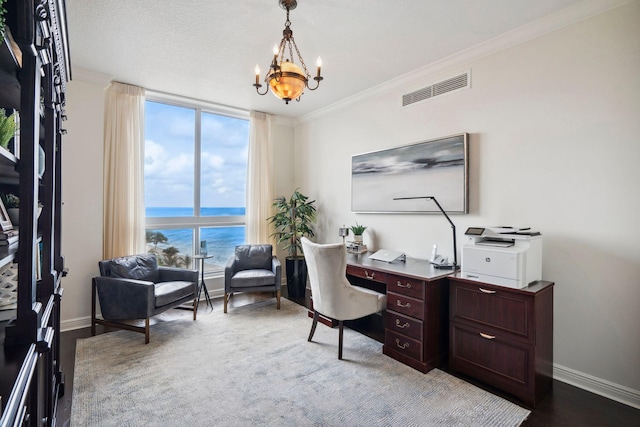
{"left": 461, "top": 227, "right": 542, "bottom": 289}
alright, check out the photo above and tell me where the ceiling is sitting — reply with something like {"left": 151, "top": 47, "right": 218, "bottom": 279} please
{"left": 66, "top": 0, "right": 585, "bottom": 118}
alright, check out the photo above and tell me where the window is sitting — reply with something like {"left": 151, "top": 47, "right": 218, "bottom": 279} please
{"left": 144, "top": 98, "right": 249, "bottom": 274}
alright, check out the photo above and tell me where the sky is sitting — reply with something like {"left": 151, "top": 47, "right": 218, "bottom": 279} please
{"left": 144, "top": 101, "right": 249, "bottom": 209}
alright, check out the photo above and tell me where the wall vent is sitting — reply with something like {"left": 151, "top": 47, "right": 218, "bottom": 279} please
{"left": 402, "top": 71, "right": 470, "bottom": 107}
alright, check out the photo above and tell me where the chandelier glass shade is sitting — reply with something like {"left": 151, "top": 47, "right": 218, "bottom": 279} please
{"left": 253, "top": 0, "right": 323, "bottom": 104}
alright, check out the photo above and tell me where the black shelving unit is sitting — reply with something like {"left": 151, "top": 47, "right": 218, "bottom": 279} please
{"left": 0, "top": 1, "right": 70, "bottom": 426}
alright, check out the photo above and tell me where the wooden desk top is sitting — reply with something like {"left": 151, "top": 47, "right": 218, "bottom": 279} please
{"left": 346, "top": 252, "right": 455, "bottom": 282}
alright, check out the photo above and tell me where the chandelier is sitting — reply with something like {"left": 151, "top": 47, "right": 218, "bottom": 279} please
{"left": 253, "top": 0, "right": 323, "bottom": 104}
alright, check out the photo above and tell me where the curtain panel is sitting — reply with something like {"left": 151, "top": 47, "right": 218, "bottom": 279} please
{"left": 246, "top": 111, "right": 275, "bottom": 245}
{"left": 103, "top": 82, "right": 146, "bottom": 259}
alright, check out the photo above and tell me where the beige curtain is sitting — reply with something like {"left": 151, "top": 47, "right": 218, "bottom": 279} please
{"left": 245, "top": 111, "right": 275, "bottom": 245}
{"left": 102, "top": 82, "right": 146, "bottom": 259}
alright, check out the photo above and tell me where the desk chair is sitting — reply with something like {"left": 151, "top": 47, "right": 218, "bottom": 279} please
{"left": 301, "top": 237, "right": 387, "bottom": 359}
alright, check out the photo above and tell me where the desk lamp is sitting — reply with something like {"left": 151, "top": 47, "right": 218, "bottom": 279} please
{"left": 393, "top": 196, "right": 458, "bottom": 269}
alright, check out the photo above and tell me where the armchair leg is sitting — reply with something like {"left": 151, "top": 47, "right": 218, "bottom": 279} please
{"left": 338, "top": 320, "right": 344, "bottom": 360}
{"left": 145, "top": 318, "right": 150, "bottom": 344}
{"left": 276, "top": 290, "right": 281, "bottom": 310}
{"left": 308, "top": 310, "right": 319, "bottom": 342}
{"left": 224, "top": 292, "right": 228, "bottom": 313}
{"left": 193, "top": 297, "right": 198, "bottom": 320}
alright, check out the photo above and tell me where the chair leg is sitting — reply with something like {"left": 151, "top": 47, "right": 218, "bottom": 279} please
{"left": 193, "top": 297, "right": 198, "bottom": 320}
{"left": 144, "top": 318, "right": 150, "bottom": 344}
{"left": 276, "top": 289, "right": 281, "bottom": 310}
{"left": 224, "top": 292, "right": 228, "bottom": 313}
{"left": 308, "top": 310, "right": 319, "bottom": 342}
{"left": 338, "top": 320, "right": 344, "bottom": 360}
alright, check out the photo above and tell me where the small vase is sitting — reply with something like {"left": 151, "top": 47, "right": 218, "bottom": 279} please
{"left": 354, "top": 234, "right": 363, "bottom": 243}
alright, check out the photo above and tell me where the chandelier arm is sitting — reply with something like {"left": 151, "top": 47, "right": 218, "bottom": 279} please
{"left": 253, "top": 82, "right": 269, "bottom": 96}
{"left": 306, "top": 77, "right": 322, "bottom": 91}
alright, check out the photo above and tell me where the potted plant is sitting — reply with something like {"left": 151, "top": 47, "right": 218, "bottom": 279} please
{"left": 268, "top": 189, "right": 317, "bottom": 298}
{"left": 350, "top": 222, "right": 367, "bottom": 243}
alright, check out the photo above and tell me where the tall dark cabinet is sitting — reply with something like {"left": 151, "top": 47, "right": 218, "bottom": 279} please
{"left": 0, "top": 0, "right": 70, "bottom": 426}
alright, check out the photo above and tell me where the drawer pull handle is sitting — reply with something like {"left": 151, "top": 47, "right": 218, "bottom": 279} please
{"left": 364, "top": 270, "right": 375, "bottom": 280}
{"left": 395, "top": 338, "right": 409, "bottom": 349}
{"left": 396, "top": 280, "right": 411, "bottom": 288}
{"left": 396, "top": 300, "right": 411, "bottom": 308}
{"left": 479, "top": 288, "right": 496, "bottom": 294}
{"left": 480, "top": 333, "right": 496, "bottom": 340}
{"left": 395, "top": 319, "right": 410, "bottom": 329}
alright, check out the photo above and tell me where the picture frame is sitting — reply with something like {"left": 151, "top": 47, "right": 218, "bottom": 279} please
{"left": 351, "top": 133, "right": 469, "bottom": 213}
{"left": 0, "top": 198, "right": 14, "bottom": 231}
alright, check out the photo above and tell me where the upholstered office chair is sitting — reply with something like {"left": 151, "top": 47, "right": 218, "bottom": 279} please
{"left": 92, "top": 253, "right": 199, "bottom": 344}
{"left": 301, "top": 237, "right": 387, "bottom": 360}
{"left": 224, "top": 244, "right": 282, "bottom": 313}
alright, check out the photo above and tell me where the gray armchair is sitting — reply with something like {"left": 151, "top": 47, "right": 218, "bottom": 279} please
{"left": 224, "top": 245, "right": 281, "bottom": 313}
{"left": 92, "top": 253, "right": 199, "bottom": 343}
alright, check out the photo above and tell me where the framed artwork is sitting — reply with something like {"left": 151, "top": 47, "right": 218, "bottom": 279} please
{"left": 0, "top": 198, "right": 13, "bottom": 231}
{"left": 351, "top": 133, "right": 469, "bottom": 213}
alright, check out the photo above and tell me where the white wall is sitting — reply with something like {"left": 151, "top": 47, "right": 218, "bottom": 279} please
{"left": 294, "top": 2, "right": 640, "bottom": 407}
{"left": 61, "top": 72, "right": 110, "bottom": 329}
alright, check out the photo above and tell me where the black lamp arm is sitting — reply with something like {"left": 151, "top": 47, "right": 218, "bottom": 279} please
{"left": 393, "top": 196, "right": 458, "bottom": 268}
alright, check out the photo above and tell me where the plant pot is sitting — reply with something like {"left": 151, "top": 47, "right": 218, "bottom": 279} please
{"left": 7, "top": 208, "right": 19, "bottom": 226}
{"left": 353, "top": 234, "right": 363, "bottom": 243}
{"left": 285, "top": 257, "right": 307, "bottom": 298}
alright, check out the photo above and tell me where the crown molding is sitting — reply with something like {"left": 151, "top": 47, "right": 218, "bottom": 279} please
{"left": 71, "top": 67, "right": 113, "bottom": 86}
{"left": 298, "top": 0, "right": 629, "bottom": 123}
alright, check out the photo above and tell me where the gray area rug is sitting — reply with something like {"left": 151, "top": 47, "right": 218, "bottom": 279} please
{"left": 72, "top": 299, "right": 530, "bottom": 426}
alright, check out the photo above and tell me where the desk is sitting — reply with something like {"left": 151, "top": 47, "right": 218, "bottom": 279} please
{"left": 345, "top": 253, "right": 453, "bottom": 373}
{"left": 193, "top": 255, "right": 213, "bottom": 310}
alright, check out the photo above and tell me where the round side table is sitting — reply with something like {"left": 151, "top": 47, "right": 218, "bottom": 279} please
{"left": 193, "top": 254, "right": 214, "bottom": 310}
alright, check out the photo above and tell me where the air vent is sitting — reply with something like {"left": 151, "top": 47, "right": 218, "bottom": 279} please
{"left": 402, "top": 71, "right": 470, "bottom": 107}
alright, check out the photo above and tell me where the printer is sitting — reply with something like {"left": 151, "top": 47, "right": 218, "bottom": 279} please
{"left": 461, "top": 227, "right": 542, "bottom": 289}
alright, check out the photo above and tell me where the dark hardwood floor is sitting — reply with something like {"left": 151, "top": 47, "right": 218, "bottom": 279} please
{"left": 58, "top": 291, "right": 640, "bottom": 427}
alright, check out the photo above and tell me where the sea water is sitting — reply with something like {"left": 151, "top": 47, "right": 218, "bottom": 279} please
{"left": 146, "top": 207, "right": 246, "bottom": 270}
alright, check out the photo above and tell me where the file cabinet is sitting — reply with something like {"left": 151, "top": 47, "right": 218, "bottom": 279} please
{"left": 449, "top": 276, "right": 554, "bottom": 407}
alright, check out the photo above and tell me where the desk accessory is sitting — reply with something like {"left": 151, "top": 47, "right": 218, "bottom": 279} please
{"left": 369, "top": 249, "right": 406, "bottom": 263}
{"left": 338, "top": 225, "right": 349, "bottom": 244}
{"left": 393, "top": 196, "right": 458, "bottom": 269}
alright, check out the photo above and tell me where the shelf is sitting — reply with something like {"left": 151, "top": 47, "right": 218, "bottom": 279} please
{"left": 0, "top": 27, "right": 21, "bottom": 110}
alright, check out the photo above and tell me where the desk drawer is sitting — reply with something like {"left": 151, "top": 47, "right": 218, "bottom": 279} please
{"left": 450, "top": 279, "right": 533, "bottom": 342}
{"left": 387, "top": 292, "right": 423, "bottom": 320}
{"left": 387, "top": 274, "right": 424, "bottom": 300}
{"left": 346, "top": 265, "right": 387, "bottom": 284}
{"left": 385, "top": 330, "right": 423, "bottom": 361}
{"left": 450, "top": 322, "right": 531, "bottom": 394}
{"left": 386, "top": 311, "right": 422, "bottom": 341}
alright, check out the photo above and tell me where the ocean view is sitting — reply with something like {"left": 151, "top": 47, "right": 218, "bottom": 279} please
{"left": 146, "top": 207, "right": 246, "bottom": 270}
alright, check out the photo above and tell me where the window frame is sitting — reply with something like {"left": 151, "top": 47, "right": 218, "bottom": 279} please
{"left": 144, "top": 91, "right": 250, "bottom": 275}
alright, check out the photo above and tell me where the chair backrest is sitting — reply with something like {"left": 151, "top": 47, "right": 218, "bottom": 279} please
{"left": 234, "top": 245, "right": 273, "bottom": 271}
{"left": 301, "top": 237, "right": 355, "bottom": 319}
{"left": 99, "top": 253, "right": 160, "bottom": 282}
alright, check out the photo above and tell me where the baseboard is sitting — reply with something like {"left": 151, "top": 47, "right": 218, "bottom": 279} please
{"left": 61, "top": 316, "right": 91, "bottom": 332}
{"left": 553, "top": 363, "right": 640, "bottom": 410}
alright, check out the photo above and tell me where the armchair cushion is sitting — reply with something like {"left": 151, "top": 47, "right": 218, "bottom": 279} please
{"left": 109, "top": 254, "right": 160, "bottom": 282}
{"left": 230, "top": 269, "right": 277, "bottom": 288}
{"left": 234, "top": 245, "right": 273, "bottom": 271}
{"left": 155, "top": 281, "right": 197, "bottom": 307}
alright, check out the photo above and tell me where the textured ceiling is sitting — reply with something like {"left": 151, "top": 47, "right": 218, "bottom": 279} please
{"left": 66, "top": 0, "right": 586, "bottom": 118}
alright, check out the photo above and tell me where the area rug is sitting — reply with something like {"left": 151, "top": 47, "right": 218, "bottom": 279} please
{"left": 72, "top": 299, "right": 530, "bottom": 426}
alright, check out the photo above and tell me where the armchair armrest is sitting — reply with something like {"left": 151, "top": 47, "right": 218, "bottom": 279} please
{"left": 94, "top": 276, "right": 155, "bottom": 320}
{"left": 224, "top": 257, "right": 238, "bottom": 292}
{"left": 158, "top": 266, "right": 198, "bottom": 284}
{"left": 272, "top": 256, "right": 282, "bottom": 290}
